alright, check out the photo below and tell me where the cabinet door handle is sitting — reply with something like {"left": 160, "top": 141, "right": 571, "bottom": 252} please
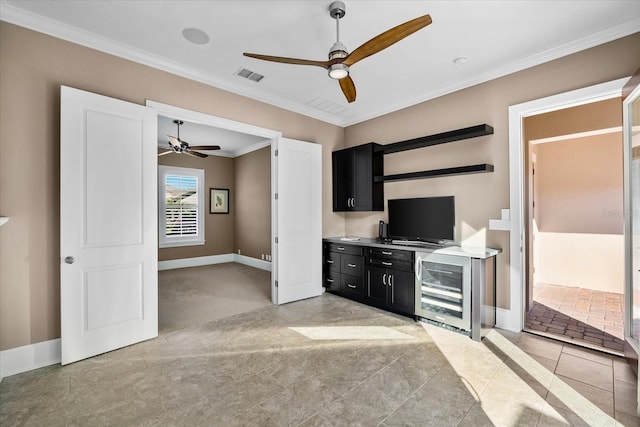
{"left": 381, "top": 251, "right": 392, "bottom": 255}
{"left": 383, "top": 273, "right": 387, "bottom": 285}
{"left": 326, "top": 278, "right": 334, "bottom": 283}
{"left": 327, "top": 259, "right": 334, "bottom": 264}
{"left": 382, "top": 261, "right": 393, "bottom": 266}
{"left": 347, "top": 263, "right": 357, "bottom": 268}
{"left": 347, "top": 284, "right": 357, "bottom": 289}
{"left": 390, "top": 275, "right": 394, "bottom": 302}
{"left": 352, "top": 197, "right": 356, "bottom": 207}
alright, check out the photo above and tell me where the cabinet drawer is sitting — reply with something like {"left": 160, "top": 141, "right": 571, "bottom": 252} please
{"left": 325, "top": 252, "right": 340, "bottom": 272}
{"left": 367, "top": 257, "right": 413, "bottom": 272}
{"left": 328, "top": 243, "right": 363, "bottom": 256}
{"left": 324, "top": 271, "right": 340, "bottom": 292}
{"left": 341, "top": 254, "right": 363, "bottom": 276}
{"left": 341, "top": 274, "right": 363, "bottom": 297}
{"left": 367, "top": 247, "right": 413, "bottom": 262}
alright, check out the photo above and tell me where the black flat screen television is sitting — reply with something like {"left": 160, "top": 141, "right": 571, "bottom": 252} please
{"left": 388, "top": 196, "right": 455, "bottom": 244}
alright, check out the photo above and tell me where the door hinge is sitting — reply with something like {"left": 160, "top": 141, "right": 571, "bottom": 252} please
{"left": 275, "top": 280, "right": 278, "bottom": 288}
{"left": 275, "top": 193, "right": 278, "bottom": 200}
{"left": 275, "top": 149, "right": 279, "bottom": 156}
{"left": 275, "top": 237, "right": 278, "bottom": 244}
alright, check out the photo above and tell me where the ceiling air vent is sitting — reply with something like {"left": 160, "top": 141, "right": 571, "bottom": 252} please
{"left": 307, "top": 97, "right": 348, "bottom": 115}
{"left": 235, "top": 67, "right": 264, "bottom": 82}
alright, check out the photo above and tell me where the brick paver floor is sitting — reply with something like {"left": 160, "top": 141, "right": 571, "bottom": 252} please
{"left": 525, "top": 282, "right": 625, "bottom": 353}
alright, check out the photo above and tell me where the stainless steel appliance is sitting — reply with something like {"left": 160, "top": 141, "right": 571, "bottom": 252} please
{"left": 415, "top": 252, "right": 471, "bottom": 331}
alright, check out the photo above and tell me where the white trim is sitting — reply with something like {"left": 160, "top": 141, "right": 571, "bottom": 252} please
{"left": 158, "top": 165, "right": 205, "bottom": 248}
{"left": 158, "top": 253, "right": 234, "bottom": 270}
{"left": 234, "top": 254, "right": 272, "bottom": 272}
{"left": 504, "top": 77, "right": 628, "bottom": 332}
{"left": 0, "top": 338, "right": 61, "bottom": 380}
{"left": 235, "top": 140, "right": 273, "bottom": 158}
{"left": 158, "top": 253, "right": 272, "bottom": 272}
{"left": 2, "top": 0, "right": 638, "bottom": 127}
{"left": 529, "top": 126, "right": 623, "bottom": 145}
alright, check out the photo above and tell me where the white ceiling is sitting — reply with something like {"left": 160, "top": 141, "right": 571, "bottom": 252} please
{"left": 2, "top": 0, "right": 639, "bottom": 131}
{"left": 157, "top": 115, "right": 270, "bottom": 158}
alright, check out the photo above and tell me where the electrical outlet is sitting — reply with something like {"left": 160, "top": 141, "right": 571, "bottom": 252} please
{"left": 261, "top": 254, "right": 265, "bottom": 260}
{"left": 238, "top": 249, "right": 241, "bottom": 255}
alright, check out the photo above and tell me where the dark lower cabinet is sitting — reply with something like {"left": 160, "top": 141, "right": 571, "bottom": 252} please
{"left": 323, "top": 241, "right": 414, "bottom": 318}
{"left": 323, "top": 242, "right": 364, "bottom": 300}
{"left": 365, "top": 266, "right": 414, "bottom": 316}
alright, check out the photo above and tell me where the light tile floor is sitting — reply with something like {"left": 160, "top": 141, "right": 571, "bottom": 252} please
{"left": 1, "top": 293, "right": 638, "bottom": 426}
{"left": 527, "top": 283, "right": 625, "bottom": 354}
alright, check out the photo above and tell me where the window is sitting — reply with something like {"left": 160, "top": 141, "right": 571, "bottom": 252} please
{"left": 158, "top": 165, "right": 205, "bottom": 248}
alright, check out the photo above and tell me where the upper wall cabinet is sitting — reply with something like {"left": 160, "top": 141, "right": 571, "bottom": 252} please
{"left": 332, "top": 143, "right": 384, "bottom": 212}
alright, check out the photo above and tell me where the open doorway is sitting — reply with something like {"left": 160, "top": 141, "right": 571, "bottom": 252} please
{"left": 523, "top": 98, "right": 625, "bottom": 354}
{"left": 151, "top": 105, "right": 276, "bottom": 334}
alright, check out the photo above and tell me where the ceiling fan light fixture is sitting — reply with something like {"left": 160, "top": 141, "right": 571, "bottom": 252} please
{"left": 329, "top": 63, "right": 349, "bottom": 79}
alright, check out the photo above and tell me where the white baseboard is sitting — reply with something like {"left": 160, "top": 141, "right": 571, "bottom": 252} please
{"left": 233, "top": 254, "right": 272, "bottom": 272}
{"left": 0, "top": 338, "right": 61, "bottom": 380}
{"left": 158, "top": 253, "right": 234, "bottom": 270}
{"left": 158, "top": 253, "right": 271, "bottom": 272}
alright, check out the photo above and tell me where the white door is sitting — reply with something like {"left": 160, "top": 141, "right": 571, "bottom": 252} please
{"left": 60, "top": 86, "right": 158, "bottom": 365}
{"left": 272, "top": 138, "right": 322, "bottom": 304}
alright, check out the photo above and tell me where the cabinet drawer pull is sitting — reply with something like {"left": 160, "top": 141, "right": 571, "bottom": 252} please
{"left": 347, "top": 263, "right": 357, "bottom": 268}
{"left": 326, "top": 278, "right": 334, "bottom": 283}
{"left": 381, "top": 251, "right": 393, "bottom": 255}
{"left": 327, "top": 260, "right": 334, "bottom": 264}
{"left": 347, "top": 284, "right": 357, "bottom": 289}
{"left": 337, "top": 247, "right": 345, "bottom": 251}
{"left": 382, "top": 261, "right": 393, "bottom": 266}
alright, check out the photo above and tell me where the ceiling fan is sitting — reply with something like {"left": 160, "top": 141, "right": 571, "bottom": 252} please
{"left": 158, "top": 120, "right": 221, "bottom": 158}
{"left": 243, "top": 1, "right": 432, "bottom": 103}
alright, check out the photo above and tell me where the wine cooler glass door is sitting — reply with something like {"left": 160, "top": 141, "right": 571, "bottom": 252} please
{"left": 415, "top": 252, "right": 471, "bottom": 331}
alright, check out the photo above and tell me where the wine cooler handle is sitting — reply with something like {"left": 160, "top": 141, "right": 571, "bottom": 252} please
{"left": 415, "top": 257, "right": 422, "bottom": 281}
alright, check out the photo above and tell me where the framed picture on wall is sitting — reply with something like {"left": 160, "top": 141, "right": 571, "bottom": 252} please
{"left": 210, "top": 188, "right": 229, "bottom": 214}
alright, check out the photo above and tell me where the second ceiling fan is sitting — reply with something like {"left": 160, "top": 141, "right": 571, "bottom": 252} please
{"left": 158, "top": 120, "right": 221, "bottom": 158}
{"left": 243, "top": 1, "right": 432, "bottom": 103}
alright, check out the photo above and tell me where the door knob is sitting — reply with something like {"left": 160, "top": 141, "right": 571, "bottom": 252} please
{"left": 64, "top": 256, "right": 75, "bottom": 264}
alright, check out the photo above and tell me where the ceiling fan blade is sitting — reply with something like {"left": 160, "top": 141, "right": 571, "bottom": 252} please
{"left": 244, "top": 52, "right": 330, "bottom": 69}
{"left": 158, "top": 150, "right": 174, "bottom": 156}
{"left": 167, "top": 135, "right": 181, "bottom": 148}
{"left": 189, "top": 145, "right": 221, "bottom": 151}
{"left": 339, "top": 75, "right": 356, "bottom": 103}
{"left": 184, "top": 150, "right": 208, "bottom": 158}
{"left": 343, "top": 14, "right": 432, "bottom": 67}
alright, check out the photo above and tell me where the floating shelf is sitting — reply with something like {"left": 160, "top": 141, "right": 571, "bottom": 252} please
{"left": 381, "top": 124, "right": 494, "bottom": 155}
{"left": 376, "top": 164, "right": 494, "bottom": 183}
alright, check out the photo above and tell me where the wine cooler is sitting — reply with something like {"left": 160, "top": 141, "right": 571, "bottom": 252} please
{"left": 415, "top": 252, "right": 471, "bottom": 331}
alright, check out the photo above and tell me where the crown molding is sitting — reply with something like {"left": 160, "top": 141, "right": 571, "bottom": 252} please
{"left": 2, "top": 1, "right": 638, "bottom": 128}
{"left": 0, "top": 0, "right": 348, "bottom": 127}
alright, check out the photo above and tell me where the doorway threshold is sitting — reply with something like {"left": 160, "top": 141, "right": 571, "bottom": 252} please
{"left": 523, "top": 327, "right": 623, "bottom": 357}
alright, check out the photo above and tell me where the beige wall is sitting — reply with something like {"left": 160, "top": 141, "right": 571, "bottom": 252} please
{"left": 0, "top": 20, "right": 639, "bottom": 352}
{"left": 0, "top": 22, "right": 344, "bottom": 351}
{"left": 235, "top": 146, "right": 272, "bottom": 260}
{"left": 532, "top": 134, "right": 624, "bottom": 292}
{"left": 344, "top": 33, "right": 640, "bottom": 310}
{"left": 157, "top": 150, "right": 235, "bottom": 261}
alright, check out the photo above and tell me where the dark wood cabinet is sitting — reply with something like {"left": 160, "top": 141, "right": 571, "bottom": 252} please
{"left": 332, "top": 143, "right": 383, "bottom": 211}
{"left": 364, "top": 248, "right": 415, "bottom": 316}
{"left": 323, "top": 242, "right": 364, "bottom": 299}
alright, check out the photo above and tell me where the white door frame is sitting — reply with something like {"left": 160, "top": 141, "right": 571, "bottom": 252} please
{"left": 504, "top": 77, "right": 628, "bottom": 331}
{"left": 145, "top": 101, "right": 282, "bottom": 303}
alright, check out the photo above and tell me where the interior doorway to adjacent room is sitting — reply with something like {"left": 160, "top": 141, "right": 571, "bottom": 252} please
{"left": 523, "top": 98, "right": 625, "bottom": 354}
